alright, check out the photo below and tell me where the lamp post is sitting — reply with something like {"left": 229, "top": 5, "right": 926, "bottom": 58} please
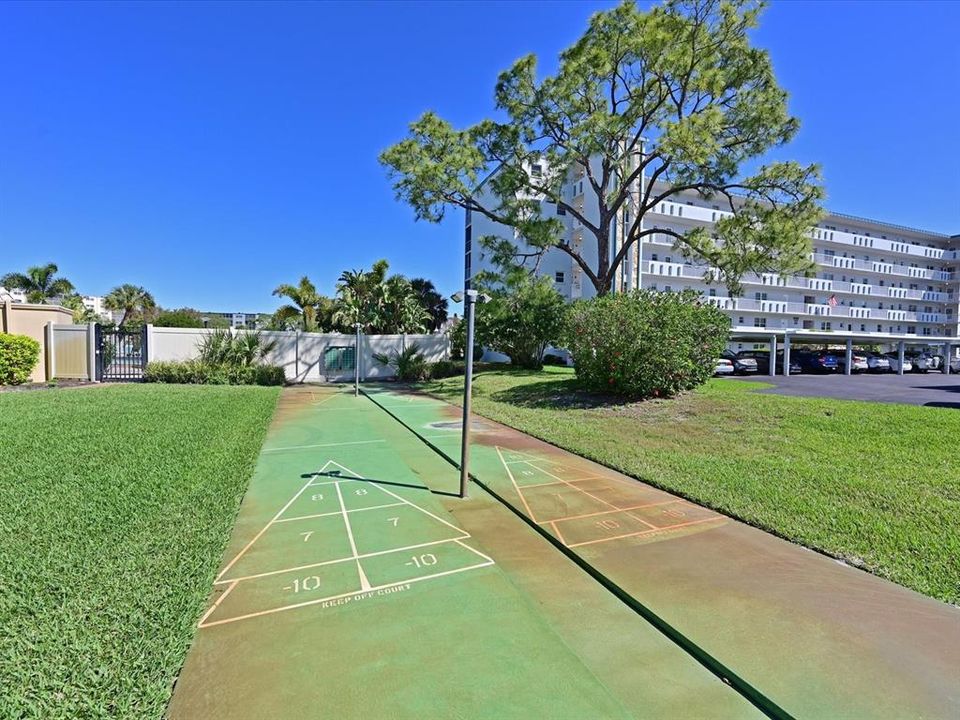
{"left": 354, "top": 322, "right": 362, "bottom": 396}
{"left": 451, "top": 289, "right": 489, "bottom": 498}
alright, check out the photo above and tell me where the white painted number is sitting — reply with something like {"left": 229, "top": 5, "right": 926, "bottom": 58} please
{"left": 355, "top": 488, "right": 368, "bottom": 496}
{"left": 406, "top": 553, "right": 437, "bottom": 568}
{"left": 311, "top": 493, "right": 324, "bottom": 501}
{"left": 287, "top": 575, "right": 321, "bottom": 593}
{"left": 388, "top": 517, "right": 399, "bottom": 527}
{"left": 301, "top": 531, "right": 314, "bottom": 542}
{"left": 664, "top": 508, "right": 685, "bottom": 519}
{"left": 521, "top": 470, "right": 534, "bottom": 476}
{"left": 596, "top": 519, "right": 620, "bottom": 530}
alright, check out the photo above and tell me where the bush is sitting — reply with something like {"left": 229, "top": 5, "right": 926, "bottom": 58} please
{"left": 427, "top": 359, "right": 465, "bottom": 379}
{"left": 565, "top": 290, "right": 729, "bottom": 398}
{"left": 372, "top": 344, "right": 429, "bottom": 381}
{"left": 144, "top": 361, "right": 285, "bottom": 386}
{"left": 448, "top": 319, "right": 483, "bottom": 362}
{"left": 0, "top": 334, "right": 41, "bottom": 385}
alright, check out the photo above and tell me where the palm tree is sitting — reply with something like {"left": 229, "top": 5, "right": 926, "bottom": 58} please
{"left": 104, "top": 284, "right": 156, "bottom": 327}
{"left": 272, "top": 276, "right": 323, "bottom": 332}
{"left": 410, "top": 278, "right": 448, "bottom": 331}
{"left": 1, "top": 263, "right": 74, "bottom": 304}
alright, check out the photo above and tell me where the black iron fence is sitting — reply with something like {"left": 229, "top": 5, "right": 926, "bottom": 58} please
{"left": 96, "top": 325, "right": 147, "bottom": 381}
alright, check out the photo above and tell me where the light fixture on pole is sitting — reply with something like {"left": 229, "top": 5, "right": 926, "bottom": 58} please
{"left": 353, "top": 322, "right": 362, "bottom": 396}
{"left": 450, "top": 288, "right": 490, "bottom": 499}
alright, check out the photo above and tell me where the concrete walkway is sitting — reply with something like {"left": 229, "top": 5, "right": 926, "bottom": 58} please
{"left": 368, "top": 385, "right": 960, "bottom": 720}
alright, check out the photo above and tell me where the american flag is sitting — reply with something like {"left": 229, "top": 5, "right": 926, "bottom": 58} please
{"left": 827, "top": 294, "right": 839, "bottom": 307}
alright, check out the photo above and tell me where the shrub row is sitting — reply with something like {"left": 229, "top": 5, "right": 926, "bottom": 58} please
{"left": 0, "top": 334, "right": 41, "bottom": 385}
{"left": 144, "top": 361, "right": 285, "bottom": 386}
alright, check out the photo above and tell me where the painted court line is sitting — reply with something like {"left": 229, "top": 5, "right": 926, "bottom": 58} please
{"left": 566, "top": 516, "right": 725, "bottom": 549}
{"left": 496, "top": 446, "right": 540, "bottom": 523}
{"left": 546, "top": 499, "right": 684, "bottom": 525}
{"left": 527, "top": 461, "right": 659, "bottom": 531}
{"left": 215, "top": 475, "right": 318, "bottom": 581}
{"left": 274, "top": 501, "right": 405, "bottom": 523}
{"left": 263, "top": 439, "right": 386, "bottom": 453}
{"left": 200, "top": 560, "right": 496, "bottom": 629}
{"left": 196, "top": 580, "right": 239, "bottom": 627}
{"left": 212, "top": 537, "right": 482, "bottom": 585}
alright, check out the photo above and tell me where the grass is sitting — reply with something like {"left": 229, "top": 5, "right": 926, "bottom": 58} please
{"left": 424, "top": 367, "right": 960, "bottom": 605}
{"left": 0, "top": 384, "right": 279, "bottom": 719}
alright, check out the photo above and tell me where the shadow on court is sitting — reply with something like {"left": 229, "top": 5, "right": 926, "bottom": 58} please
{"left": 366, "top": 384, "right": 960, "bottom": 720}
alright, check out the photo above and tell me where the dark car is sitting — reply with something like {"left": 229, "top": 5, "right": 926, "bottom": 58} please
{"left": 721, "top": 350, "right": 758, "bottom": 375}
{"left": 793, "top": 350, "right": 838, "bottom": 373}
{"left": 737, "top": 350, "right": 801, "bottom": 375}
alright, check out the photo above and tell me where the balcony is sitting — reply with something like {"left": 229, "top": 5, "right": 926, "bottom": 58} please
{"left": 811, "top": 253, "right": 953, "bottom": 282}
{"left": 641, "top": 261, "right": 951, "bottom": 304}
{"left": 704, "top": 296, "right": 947, "bottom": 324}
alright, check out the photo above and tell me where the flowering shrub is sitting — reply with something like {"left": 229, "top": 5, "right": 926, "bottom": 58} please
{"left": 565, "top": 290, "right": 729, "bottom": 398}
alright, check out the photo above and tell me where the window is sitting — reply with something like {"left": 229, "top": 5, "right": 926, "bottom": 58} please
{"left": 708, "top": 288, "right": 717, "bottom": 297}
{"left": 554, "top": 271, "right": 565, "bottom": 284}
{"left": 556, "top": 204, "right": 566, "bottom": 216}
{"left": 531, "top": 164, "right": 542, "bottom": 177}
{"left": 651, "top": 253, "right": 658, "bottom": 261}
{"left": 753, "top": 317, "right": 767, "bottom": 328}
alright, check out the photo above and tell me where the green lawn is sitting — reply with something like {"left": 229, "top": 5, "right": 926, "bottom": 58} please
{"left": 0, "top": 384, "right": 279, "bottom": 719}
{"left": 424, "top": 368, "right": 960, "bottom": 605}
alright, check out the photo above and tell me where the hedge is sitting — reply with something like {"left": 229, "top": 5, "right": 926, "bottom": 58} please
{"left": 144, "top": 361, "right": 285, "bottom": 386}
{"left": 0, "top": 334, "right": 41, "bottom": 385}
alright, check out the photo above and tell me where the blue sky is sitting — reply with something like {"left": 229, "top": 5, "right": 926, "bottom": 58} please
{"left": 1, "top": 1, "right": 957, "bottom": 312}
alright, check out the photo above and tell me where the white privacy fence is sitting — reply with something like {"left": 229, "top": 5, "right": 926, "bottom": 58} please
{"left": 148, "top": 326, "right": 450, "bottom": 382}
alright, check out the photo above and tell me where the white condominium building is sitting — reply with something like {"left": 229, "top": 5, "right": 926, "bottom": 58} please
{"left": 466, "top": 161, "right": 959, "bottom": 353}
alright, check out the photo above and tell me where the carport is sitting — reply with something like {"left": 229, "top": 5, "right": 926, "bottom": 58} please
{"left": 730, "top": 329, "right": 956, "bottom": 377}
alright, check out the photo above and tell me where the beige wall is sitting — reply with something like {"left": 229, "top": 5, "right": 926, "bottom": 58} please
{"left": 1, "top": 301, "right": 75, "bottom": 382}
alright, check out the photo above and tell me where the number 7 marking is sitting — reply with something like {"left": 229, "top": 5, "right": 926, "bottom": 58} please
{"left": 388, "top": 517, "right": 399, "bottom": 527}
{"left": 301, "top": 531, "right": 314, "bottom": 542}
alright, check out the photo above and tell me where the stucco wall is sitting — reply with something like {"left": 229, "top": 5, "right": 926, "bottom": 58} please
{"left": 0, "top": 301, "right": 75, "bottom": 382}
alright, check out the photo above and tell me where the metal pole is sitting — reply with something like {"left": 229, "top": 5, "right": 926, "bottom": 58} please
{"left": 459, "top": 293, "right": 476, "bottom": 499}
{"left": 845, "top": 338, "right": 853, "bottom": 376}
{"left": 354, "top": 323, "right": 361, "bottom": 396}
{"left": 897, "top": 340, "right": 905, "bottom": 377}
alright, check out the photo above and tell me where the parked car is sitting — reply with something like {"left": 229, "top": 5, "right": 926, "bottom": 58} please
{"left": 714, "top": 358, "right": 735, "bottom": 376}
{"left": 864, "top": 352, "right": 891, "bottom": 373}
{"left": 721, "top": 350, "right": 758, "bottom": 375}
{"left": 904, "top": 353, "right": 931, "bottom": 373}
{"left": 832, "top": 352, "right": 869, "bottom": 374}
{"left": 884, "top": 353, "right": 914, "bottom": 373}
{"left": 736, "top": 350, "right": 801, "bottom": 375}
{"left": 793, "top": 350, "right": 838, "bottom": 373}
{"left": 933, "top": 355, "right": 960, "bottom": 374}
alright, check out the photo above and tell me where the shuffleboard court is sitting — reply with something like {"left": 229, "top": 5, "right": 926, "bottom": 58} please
{"left": 365, "top": 385, "right": 960, "bottom": 720}
{"left": 167, "top": 386, "right": 762, "bottom": 719}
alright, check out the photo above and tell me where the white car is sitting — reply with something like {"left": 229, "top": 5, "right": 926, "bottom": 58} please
{"left": 714, "top": 358, "right": 735, "bottom": 376}
{"left": 865, "top": 353, "right": 891, "bottom": 373}
{"left": 885, "top": 354, "right": 913, "bottom": 373}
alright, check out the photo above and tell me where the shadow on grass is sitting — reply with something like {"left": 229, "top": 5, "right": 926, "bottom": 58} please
{"left": 300, "top": 469, "right": 460, "bottom": 498}
{"left": 488, "top": 377, "right": 627, "bottom": 411}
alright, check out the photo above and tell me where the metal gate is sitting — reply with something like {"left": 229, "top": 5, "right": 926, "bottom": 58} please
{"left": 96, "top": 324, "right": 147, "bottom": 381}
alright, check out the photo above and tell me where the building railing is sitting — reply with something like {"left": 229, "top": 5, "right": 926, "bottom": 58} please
{"left": 641, "top": 261, "right": 952, "bottom": 304}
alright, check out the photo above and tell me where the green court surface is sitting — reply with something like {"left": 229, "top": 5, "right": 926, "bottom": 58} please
{"left": 364, "top": 385, "right": 960, "bottom": 720}
{"left": 167, "top": 386, "right": 760, "bottom": 719}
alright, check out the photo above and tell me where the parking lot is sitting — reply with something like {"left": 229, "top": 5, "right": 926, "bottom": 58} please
{"left": 730, "top": 372, "right": 960, "bottom": 408}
